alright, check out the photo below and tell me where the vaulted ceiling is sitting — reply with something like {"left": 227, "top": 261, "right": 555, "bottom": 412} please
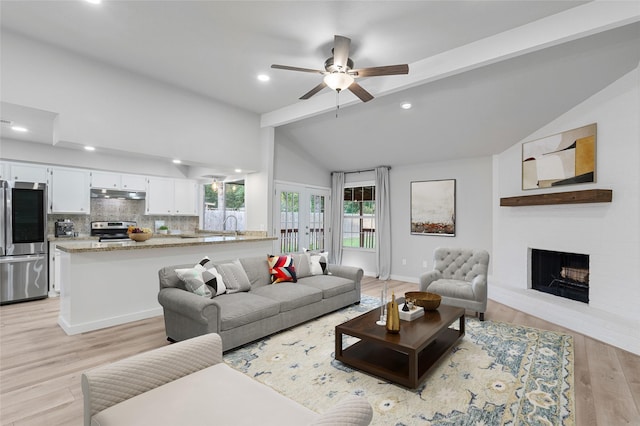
{"left": 1, "top": 1, "right": 639, "bottom": 172}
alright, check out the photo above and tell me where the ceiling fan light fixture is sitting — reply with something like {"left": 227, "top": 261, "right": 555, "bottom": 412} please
{"left": 323, "top": 72, "right": 354, "bottom": 92}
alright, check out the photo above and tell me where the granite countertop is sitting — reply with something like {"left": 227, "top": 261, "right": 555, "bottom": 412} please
{"left": 54, "top": 233, "right": 276, "bottom": 253}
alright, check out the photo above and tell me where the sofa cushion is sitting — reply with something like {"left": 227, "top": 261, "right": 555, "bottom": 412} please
{"left": 427, "top": 279, "right": 475, "bottom": 299}
{"left": 301, "top": 275, "right": 354, "bottom": 299}
{"left": 91, "top": 363, "right": 317, "bottom": 426}
{"left": 238, "top": 256, "right": 272, "bottom": 288}
{"left": 268, "top": 254, "right": 297, "bottom": 283}
{"left": 252, "top": 282, "right": 323, "bottom": 312}
{"left": 216, "top": 260, "right": 251, "bottom": 293}
{"left": 290, "top": 252, "right": 311, "bottom": 279}
{"left": 215, "top": 293, "right": 281, "bottom": 331}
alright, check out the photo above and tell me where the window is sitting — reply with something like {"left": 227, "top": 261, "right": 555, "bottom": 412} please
{"left": 343, "top": 184, "right": 375, "bottom": 249}
{"left": 203, "top": 180, "right": 245, "bottom": 231}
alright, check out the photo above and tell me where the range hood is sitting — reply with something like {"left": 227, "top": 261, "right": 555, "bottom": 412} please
{"left": 90, "top": 188, "right": 146, "bottom": 200}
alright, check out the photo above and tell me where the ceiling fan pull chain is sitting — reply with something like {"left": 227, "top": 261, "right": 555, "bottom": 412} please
{"left": 336, "top": 90, "right": 340, "bottom": 118}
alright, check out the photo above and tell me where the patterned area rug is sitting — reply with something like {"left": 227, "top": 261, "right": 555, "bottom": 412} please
{"left": 224, "top": 296, "right": 575, "bottom": 425}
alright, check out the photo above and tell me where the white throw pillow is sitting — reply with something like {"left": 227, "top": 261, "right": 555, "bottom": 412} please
{"left": 175, "top": 257, "right": 226, "bottom": 298}
{"left": 305, "top": 249, "right": 329, "bottom": 275}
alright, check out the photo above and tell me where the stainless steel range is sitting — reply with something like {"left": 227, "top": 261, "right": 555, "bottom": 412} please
{"left": 91, "top": 221, "right": 136, "bottom": 242}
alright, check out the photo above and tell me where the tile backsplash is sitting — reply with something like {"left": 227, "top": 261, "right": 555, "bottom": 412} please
{"left": 48, "top": 199, "right": 198, "bottom": 235}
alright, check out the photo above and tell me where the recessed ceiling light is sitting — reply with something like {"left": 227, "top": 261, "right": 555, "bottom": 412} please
{"left": 173, "top": 159, "right": 181, "bottom": 164}
{"left": 84, "top": 146, "right": 96, "bottom": 151}
{"left": 85, "top": 0, "right": 102, "bottom": 5}
{"left": 234, "top": 168, "right": 242, "bottom": 173}
{"left": 11, "top": 125, "right": 28, "bottom": 132}
{"left": 400, "top": 102, "right": 412, "bottom": 110}
{"left": 257, "top": 74, "right": 270, "bottom": 82}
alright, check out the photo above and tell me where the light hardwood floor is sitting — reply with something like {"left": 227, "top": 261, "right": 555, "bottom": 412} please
{"left": 1, "top": 277, "right": 639, "bottom": 425}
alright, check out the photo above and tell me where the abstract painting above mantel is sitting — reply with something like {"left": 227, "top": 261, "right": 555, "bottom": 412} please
{"left": 522, "top": 123, "right": 596, "bottom": 190}
{"left": 410, "top": 179, "right": 455, "bottom": 236}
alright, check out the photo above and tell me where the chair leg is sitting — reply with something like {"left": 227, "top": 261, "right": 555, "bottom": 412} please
{"left": 478, "top": 312, "right": 485, "bottom": 321}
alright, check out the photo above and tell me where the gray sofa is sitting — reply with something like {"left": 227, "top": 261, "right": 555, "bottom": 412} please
{"left": 82, "top": 333, "right": 373, "bottom": 426}
{"left": 158, "top": 254, "right": 364, "bottom": 351}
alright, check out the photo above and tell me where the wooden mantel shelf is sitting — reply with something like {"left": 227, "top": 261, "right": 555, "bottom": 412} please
{"left": 500, "top": 189, "right": 612, "bottom": 207}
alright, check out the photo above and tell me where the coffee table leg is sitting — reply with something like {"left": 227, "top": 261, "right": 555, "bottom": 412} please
{"left": 409, "top": 349, "right": 418, "bottom": 388}
{"left": 335, "top": 328, "right": 343, "bottom": 358}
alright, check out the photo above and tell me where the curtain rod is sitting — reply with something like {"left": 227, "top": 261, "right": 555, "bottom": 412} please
{"left": 331, "top": 165, "right": 391, "bottom": 175}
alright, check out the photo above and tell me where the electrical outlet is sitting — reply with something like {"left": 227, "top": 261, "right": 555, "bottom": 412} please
{"left": 422, "top": 260, "right": 428, "bottom": 268}
{"left": 402, "top": 259, "right": 407, "bottom": 265}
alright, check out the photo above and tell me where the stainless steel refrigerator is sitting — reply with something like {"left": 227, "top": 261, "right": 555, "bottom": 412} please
{"left": 0, "top": 180, "right": 48, "bottom": 304}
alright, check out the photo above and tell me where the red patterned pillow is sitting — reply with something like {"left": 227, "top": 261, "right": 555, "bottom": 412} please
{"left": 267, "top": 254, "right": 297, "bottom": 284}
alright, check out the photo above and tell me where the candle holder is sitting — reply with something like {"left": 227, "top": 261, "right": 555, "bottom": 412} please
{"left": 376, "top": 282, "right": 388, "bottom": 325}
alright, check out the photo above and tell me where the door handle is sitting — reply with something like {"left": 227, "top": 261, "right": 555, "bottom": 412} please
{"left": 0, "top": 254, "right": 46, "bottom": 264}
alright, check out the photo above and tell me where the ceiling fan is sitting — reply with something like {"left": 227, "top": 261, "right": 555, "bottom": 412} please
{"left": 271, "top": 35, "right": 409, "bottom": 103}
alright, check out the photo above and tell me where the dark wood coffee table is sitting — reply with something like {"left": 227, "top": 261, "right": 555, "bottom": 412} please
{"left": 335, "top": 304, "right": 465, "bottom": 388}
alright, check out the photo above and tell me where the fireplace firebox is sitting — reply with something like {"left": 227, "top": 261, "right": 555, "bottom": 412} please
{"left": 531, "top": 249, "right": 589, "bottom": 303}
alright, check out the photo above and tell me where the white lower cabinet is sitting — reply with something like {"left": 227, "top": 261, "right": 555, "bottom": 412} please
{"left": 146, "top": 177, "right": 198, "bottom": 216}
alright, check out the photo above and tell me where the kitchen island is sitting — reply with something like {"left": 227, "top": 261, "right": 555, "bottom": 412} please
{"left": 55, "top": 234, "right": 277, "bottom": 335}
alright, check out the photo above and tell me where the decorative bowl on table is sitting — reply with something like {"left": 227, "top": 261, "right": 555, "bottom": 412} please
{"left": 404, "top": 291, "right": 442, "bottom": 311}
{"left": 129, "top": 232, "right": 152, "bottom": 242}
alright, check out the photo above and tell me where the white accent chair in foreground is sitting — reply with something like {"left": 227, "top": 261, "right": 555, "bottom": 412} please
{"left": 419, "top": 247, "right": 490, "bottom": 321}
{"left": 82, "top": 333, "right": 373, "bottom": 426}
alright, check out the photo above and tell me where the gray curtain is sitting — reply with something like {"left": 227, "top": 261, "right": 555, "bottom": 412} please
{"left": 330, "top": 172, "right": 344, "bottom": 265}
{"left": 375, "top": 167, "right": 391, "bottom": 280}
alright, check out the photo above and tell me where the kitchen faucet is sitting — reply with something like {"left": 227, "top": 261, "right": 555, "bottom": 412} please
{"left": 223, "top": 215, "right": 238, "bottom": 237}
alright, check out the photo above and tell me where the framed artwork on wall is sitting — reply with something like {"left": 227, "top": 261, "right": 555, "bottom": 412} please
{"left": 522, "top": 123, "right": 596, "bottom": 190}
{"left": 410, "top": 179, "right": 456, "bottom": 236}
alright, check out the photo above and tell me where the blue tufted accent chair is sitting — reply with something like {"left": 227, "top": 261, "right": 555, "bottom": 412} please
{"left": 419, "top": 248, "right": 490, "bottom": 321}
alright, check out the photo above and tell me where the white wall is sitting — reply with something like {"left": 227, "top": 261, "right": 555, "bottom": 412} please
{"left": 273, "top": 129, "right": 331, "bottom": 187}
{"left": 246, "top": 127, "right": 274, "bottom": 238}
{"left": 1, "top": 31, "right": 261, "bottom": 174}
{"left": 389, "top": 157, "right": 493, "bottom": 282}
{"left": 492, "top": 67, "right": 640, "bottom": 355}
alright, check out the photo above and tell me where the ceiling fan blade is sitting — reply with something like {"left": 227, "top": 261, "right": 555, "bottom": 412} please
{"left": 300, "top": 81, "right": 327, "bottom": 100}
{"left": 348, "top": 82, "right": 374, "bottom": 102}
{"left": 271, "top": 64, "right": 325, "bottom": 74}
{"left": 351, "top": 64, "right": 409, "bottom": 77}
{"left": 332, "top": 35, "right": 351, "bottom": 70}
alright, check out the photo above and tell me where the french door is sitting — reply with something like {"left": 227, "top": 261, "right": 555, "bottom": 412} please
{"left": 274, "top": 183, "right": 330, "bottom": 254}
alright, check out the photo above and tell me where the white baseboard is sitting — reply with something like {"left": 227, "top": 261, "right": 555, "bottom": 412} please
{"left": 389, "top": 274, "right": 419, "bottom": 284}
{"left": 57, "top": 307, "right": 163, "bottom": 336}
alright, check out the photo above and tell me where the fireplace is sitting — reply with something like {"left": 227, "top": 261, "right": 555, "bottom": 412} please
{"left": 530, "top": 249, "right": 589, "bottom": 303}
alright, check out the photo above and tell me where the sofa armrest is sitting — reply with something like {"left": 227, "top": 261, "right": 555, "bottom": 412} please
{"left": 327, "top": 264, "right": 364, "bottom": 299}
{"left": 81, "top": 333, "right": 223, "bottom": 426}
{"left": 309, "top": 395, "right": 373, "bottom": 426}
{"left": 158, "top": 287, "right": 221, "bottom": 327}
{"left": 418, "top": 270, "right": 442, "bottom": 292}
{"left": 327, "top": 264, "right": 364, "bottom": 283}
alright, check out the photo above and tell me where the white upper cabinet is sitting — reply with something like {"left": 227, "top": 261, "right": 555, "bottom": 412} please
{"left": 91, "top": 171, "right": 146, "bottom": 191}
{"left": 146, "top": 177, "right": 198, "bottom": 216}
{"left": 8, "top": 163, "right": 49, "bottom": 183}
{"left": 173, "top": 179, "right": 198, "bottom": 216}
{"left": 50, "top": 167, "right": 91, "bottom": 214}
{"left": 91, "top": 171, "right": 120, "bottom": 189}
{"left": 146, "top": 177, "right": 174, "bottom": 215}
{"left": 0, "top": 162, "right": 8, "bottom": 180}
{"left": 121, "top": 174, "right": 146, "bottom": 191}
